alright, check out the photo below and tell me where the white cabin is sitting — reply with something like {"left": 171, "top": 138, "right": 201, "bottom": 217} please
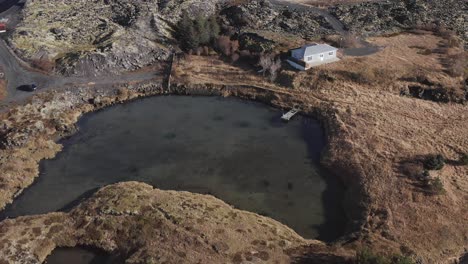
{"left": 287, "top": 44, "right": 339, "bottom": 71}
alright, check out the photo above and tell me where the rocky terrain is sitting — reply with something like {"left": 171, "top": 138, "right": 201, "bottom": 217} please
{"left": 221, "top": 0, "right": 335, "bottom": 51}
{"left": 330, "top": 0, "right": 468, "bottom": 44}
{"left": 10, "top": 0, "right": 221, "bottom": 76}
{"left": 9, "top": 0, "right": 339, "bottom": 75}
{"left": 0, "top": 181, "right": 349, "bottom": 264}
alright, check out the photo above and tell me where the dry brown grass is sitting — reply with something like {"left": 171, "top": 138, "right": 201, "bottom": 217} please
{"left": 0, "top": 79, "right": 6, "bottom": 100}
{"left": 319, "top": 32, "right": 465, "bottom": 96}
{"left": 173, "top": 55, "right": 286, "bottom": 91}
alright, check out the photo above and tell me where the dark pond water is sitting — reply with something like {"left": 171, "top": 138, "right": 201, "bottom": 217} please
{"left": 45, "top": 247, "right": 122, "bottom": 264}
{"left": 1, "top": 96, "right": 344, "bottom": 241}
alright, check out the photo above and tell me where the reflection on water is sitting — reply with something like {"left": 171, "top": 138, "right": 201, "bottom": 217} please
{"left": 1, "top": 96, "right": 344, "bottom": 240}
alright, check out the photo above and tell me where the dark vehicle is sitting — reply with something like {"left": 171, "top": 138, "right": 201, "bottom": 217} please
{"left": 17, "top": 84, "right": 37, "bottom": 92}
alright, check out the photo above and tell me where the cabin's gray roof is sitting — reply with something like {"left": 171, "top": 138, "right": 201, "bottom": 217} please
{"left": 293, "top": 44, "right": 338, "bottom": 58}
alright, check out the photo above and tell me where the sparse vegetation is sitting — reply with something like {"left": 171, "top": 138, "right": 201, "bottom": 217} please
{"left": 460, "top": 153, "right": 468, "bottom": 166}
{"left": 258, "top": 53, "right": 282, "bottom": 81}
{"left": 419, "top": 169, "right": 430, "bottom": 182}
{"left": 424, "top": 154, "right": 445, "bottom": 170}
{"left": 429, "top": 177, "right": 445, "bottom": 195}
{"left": 356, "top": 248, "right": 415, "bottom": 264}
{"left": 446, "top": 53, "right": 467, "bottom": 77}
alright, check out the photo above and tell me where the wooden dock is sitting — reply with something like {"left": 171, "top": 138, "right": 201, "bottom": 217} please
{"left": 281, "top": 107, "right": 300, "bottom": 121}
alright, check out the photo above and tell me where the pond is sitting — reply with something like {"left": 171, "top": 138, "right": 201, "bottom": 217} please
{"left": 45, "top": 247, "right": 122, "bottom": 264}
{"left": 1, "top": 96, "right": 344, "bottom": 241}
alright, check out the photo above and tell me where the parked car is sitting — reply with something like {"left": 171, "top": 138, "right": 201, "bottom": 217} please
{"left": 17, "top": 84, "right": 37, "bottom": 92}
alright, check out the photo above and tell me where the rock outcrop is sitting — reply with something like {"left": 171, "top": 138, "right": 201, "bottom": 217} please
{"left": 330, "top": 0, "right": 467, "bottom": 43}
{"left": 10, "top": 0, "right": 221, "bottom": 76}
{"left": 220, "top": 0, "right": 335, "bottom": 52}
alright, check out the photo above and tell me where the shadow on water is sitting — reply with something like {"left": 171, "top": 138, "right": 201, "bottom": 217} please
{"left": 300, "top": 117, "right": 346, "bottom": 242}
{"left": 59, "top": 187, "right": 101, "bottom": 212}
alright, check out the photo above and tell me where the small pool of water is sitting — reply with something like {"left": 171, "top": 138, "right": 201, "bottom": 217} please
{"left": 45, "top": 247, "right": 121, "bottom": 264}
{"left": 1, "top": 96, "right": 344, "bottom": 240}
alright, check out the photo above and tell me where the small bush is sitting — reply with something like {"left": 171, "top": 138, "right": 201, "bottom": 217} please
{"left": 418, "top": 49, "right": 432, "bottom": 55}
{"left": 419, "top": 169, "right": 430, "bottom": 182}
{"left": 356, "top": 248, "right": 389, "bottom": 264}
{"left": 446, "top": 53, "right": 467, "bottom": 77}
{"left": 424, "top": 154, "right": 445, "bottom": 170}
{"left": 460, "top": 153, "right": 468, "bottom": 166}
{"left": 356, "top": 249, "right": 415, "bottom": 264}
{"left": 429, "top": 177, "right": 445, "bottom": 195}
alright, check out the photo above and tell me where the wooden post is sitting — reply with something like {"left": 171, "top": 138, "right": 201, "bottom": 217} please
{"left": 166, "top": 51, "right": 175, "bottom": 91}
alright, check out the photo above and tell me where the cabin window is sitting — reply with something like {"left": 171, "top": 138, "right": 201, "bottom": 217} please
{"left": 307, "top": 56, "right": 313, "bottom": 61}
{"left": 320, "top": 54, "right": 324, "bottom": 58}
{"left": 329, "top": 51, "right": 334, "bottom": 55}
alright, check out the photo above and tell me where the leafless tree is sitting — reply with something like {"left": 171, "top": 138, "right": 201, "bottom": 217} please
{"left": 217, "top": 36, "right": 232, "bottom": 56}
{"left": 269, "top": 58, "right": 282, "bottom": 82}
{"left": 231, "top": 52, "right": 240, "bottom": 63}
{"left": 216, "top": 36, "right": 239, "bottom": 57}
{"left": 258, "top": 53, "right": 273, "bottom": 76}
{"left": 258, "top": 53, "right": 282, "bottom": 81}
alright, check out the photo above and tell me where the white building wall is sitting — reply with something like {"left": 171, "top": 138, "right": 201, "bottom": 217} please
{"left": 286, "top": 60, "right": 306, "bottom": 71}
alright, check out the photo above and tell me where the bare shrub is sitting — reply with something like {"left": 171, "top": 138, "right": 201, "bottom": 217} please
{"left": 446, "top": 35, "right": 462, "bottom": 48}
{"left": 419, "top": 49, "right": 432, "bottom": 55}
{"left": 196, "top": 47, "right": 203, "bottom": 56}
{"left": 342, "top": 33, "right": 360, "bottom": 48}
{"left": 269, "top": 58, "right": 282, "bottom": 82}
{"left": 446, "top": 53, "right": 467, "bottom": 77}
{"left": 435, "top": 24, "right": 452, "bottom": 38}
{"left": 216, "top": 36, "right": 239, "bottom": 57}
{"left": 258, "top": 54, "right": 274, "bottom": 76}
{"left": 231, "top": 52, "right": 240, "bottom": 63}
{"left": 203, "top": 46, "right": 210, "bottom": 56}
{"left": 216, "top": 36, "right": 231, "bottom": 56}
{"left": 231, "top": 40, "right": 239, "bottom": 54}
{"left": 258, "top": 53, "right": 282, "bottom": 81}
